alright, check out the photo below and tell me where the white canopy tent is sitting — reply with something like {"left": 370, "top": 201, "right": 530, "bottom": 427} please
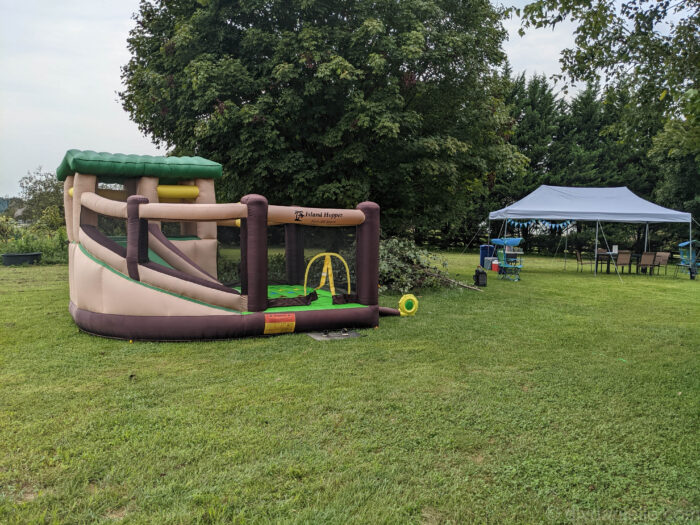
{"left": 488, "top": 185, "right": 693, "bottom": 276}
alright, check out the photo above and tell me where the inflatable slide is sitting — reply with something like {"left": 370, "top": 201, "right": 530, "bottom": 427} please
{"left": 58, "top": 150, "right": 394, "bottom": 340}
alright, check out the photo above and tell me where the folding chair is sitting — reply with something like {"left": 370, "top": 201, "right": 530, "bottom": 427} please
{"left": 492, "top": 238, "right": 523, "bottom": 281}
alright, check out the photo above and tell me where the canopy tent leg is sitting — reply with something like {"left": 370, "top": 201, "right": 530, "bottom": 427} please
{"left": 644, "top": 223, "right": 649, "bottom": 252}
{"left": 564, "top": 225, "right": 568, "bottom": 271}
{"left": 553, "top": 230, "right": 564, "bottom": 258}
{"left": 595, "top": 221, "right": 599, "bottom": 275}
{"left": 487, "top": 218, "right": 491, "bottom": 246}
{"left": 600, "top": 222, "right": 623, "bottom": 283}
{"left": 691, "top": 221, "right": 695, "bottom": 280}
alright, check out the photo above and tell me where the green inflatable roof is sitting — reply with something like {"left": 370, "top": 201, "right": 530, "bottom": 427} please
{"left": 56, "top": 150, "right": 222, "bottom": 183}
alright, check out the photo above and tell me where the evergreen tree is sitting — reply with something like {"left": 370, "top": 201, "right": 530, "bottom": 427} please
{"left": 651, "top": 90, "right": 700, "bottom": 217}
{"left": 506, "top": 73, "right": 561, "bottom": 192}
{"left": 598, "top": 82, "right": 665, "bottom": 199}
{"left": 546, "top": 85, "right": 605, "bottom": 187}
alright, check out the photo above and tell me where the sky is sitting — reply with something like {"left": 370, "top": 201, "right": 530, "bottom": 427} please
{"left": 0, "top": 0, "right": 576, "bottom": 197}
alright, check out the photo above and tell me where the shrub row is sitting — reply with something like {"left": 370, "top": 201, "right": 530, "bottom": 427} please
{"left": 0, "top": 216, "right": 69, "bottom": 265}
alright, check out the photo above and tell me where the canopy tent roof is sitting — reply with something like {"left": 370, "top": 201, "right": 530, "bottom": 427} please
{"left": 489, "top": 185, "right": 691, "bottom": 223}
{"left": 491, "top": 237, "right": 523, "bottom": 246}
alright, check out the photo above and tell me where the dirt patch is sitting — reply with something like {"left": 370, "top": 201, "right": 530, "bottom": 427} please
{"left": 19, "top": 488, "right": 37, "bottom": 502}
{"left": 106, "top": 507, "right": 127, "bottom": 520}
{"left": 470, "top": 453, "right": 484, "bottom": 464}
{"left": 421, "top": 507, "right": 445, "bottom": 524}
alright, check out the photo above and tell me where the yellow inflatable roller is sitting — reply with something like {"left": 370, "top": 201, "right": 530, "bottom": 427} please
{"left": 69, "top": 185, "right": 200, "bottom": 201}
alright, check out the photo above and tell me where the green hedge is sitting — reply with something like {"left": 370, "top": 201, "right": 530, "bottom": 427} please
{"left": 0, "top": 216, "right": 68, "bottom": 265}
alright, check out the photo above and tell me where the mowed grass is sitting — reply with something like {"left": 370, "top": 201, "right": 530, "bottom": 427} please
{"left": 0, "top": 255, "right": 698, "bottom": 524}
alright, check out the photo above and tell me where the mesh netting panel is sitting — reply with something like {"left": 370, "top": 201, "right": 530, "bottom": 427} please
{"left": 218, "top": 223, "right": 357, "bottom": 293}
{"left": 298, "top": 226, "right": 356, "bottom": 294}
{"left": 217, "top": 225, "right": 241, "bottom": 286}
{"left": 267, "top": 225, "right": 287, "bottom": 284}
{"left": 94, "top": 183, "right": 126, "bottom": 236}
{"left": 97, "top": 215, "right": 126, "bottom": 237}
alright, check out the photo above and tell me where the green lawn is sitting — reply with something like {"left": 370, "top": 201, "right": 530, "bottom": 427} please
{"left": 0, "top": 255, "right": 698, "bottom": 524}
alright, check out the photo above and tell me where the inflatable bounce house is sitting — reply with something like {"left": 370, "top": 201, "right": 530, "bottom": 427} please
{"left": 57, "top": 150, "right": 411, "bottom": 340}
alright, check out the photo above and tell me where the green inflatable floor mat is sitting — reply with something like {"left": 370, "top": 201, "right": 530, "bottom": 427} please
{"left": 240, "top": 285, "right": 365, "bottom": 313}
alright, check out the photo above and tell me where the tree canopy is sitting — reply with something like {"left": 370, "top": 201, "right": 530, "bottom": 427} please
{"left": 118, "top": 0, "right": 697, "bottom": 248}
{"left": 14, "top": 169, "right": 64, "bottom": 223}
{"left": 120, "top": 0, "right": 525, "bottom": 238}
{"left": 513, "top": 0, "right": 699, "bottom": 225}
{"left": 516, "top": 0, "right": 699, "bottom": 101}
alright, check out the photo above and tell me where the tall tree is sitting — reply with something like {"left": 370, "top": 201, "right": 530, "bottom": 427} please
{"left": 506, "top": 73, "right": 561, "bottom": 192}
{"left": 546, "top": 84, "right": 606, "bottom": 186}
{"left": 544, "top": 82, "right": 666, "bottom": 196}
{"left": 597, "top": 82, "right": 665, "bottom": 199}
{"left": 120, "top": 0, "right": 523, "bottom": 240}
{"left": 516, "top": 0, "right": 699, "bottom": 100}
{"left": 15, "top": 168, "right": 63, "bottom": 223}
{"left": 651, "top": 89, "right": 700, "bottom": 217}
{"left": 515, "top": 0, "right": 699, "bottom": 218}
{"left": 460, "top": 66, "right": 529, "bottom": 245}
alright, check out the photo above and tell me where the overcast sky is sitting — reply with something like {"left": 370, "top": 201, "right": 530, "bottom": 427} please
{"left": 0, "top": 0, "right": 575, "bottom": 197}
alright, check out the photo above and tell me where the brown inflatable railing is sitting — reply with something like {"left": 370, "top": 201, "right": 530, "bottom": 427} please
{"left": 267, "top": 205, "right": 365, "bottom": 226}
{"left": 139, "top": 202, "right": 248, "bottom": 222}
{"left": 218, "top": 206, "right": 366, "bottom": 227}
{"left": 81, "top": 192, "right": 128, "bottom": 218}
{"left": 77, "top": 191, "right": 366, "bottom": 227}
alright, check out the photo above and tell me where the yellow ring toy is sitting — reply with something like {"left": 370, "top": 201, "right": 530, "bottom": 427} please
{"left": 398, "top": 294, "right": 419, "bottom": 316}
